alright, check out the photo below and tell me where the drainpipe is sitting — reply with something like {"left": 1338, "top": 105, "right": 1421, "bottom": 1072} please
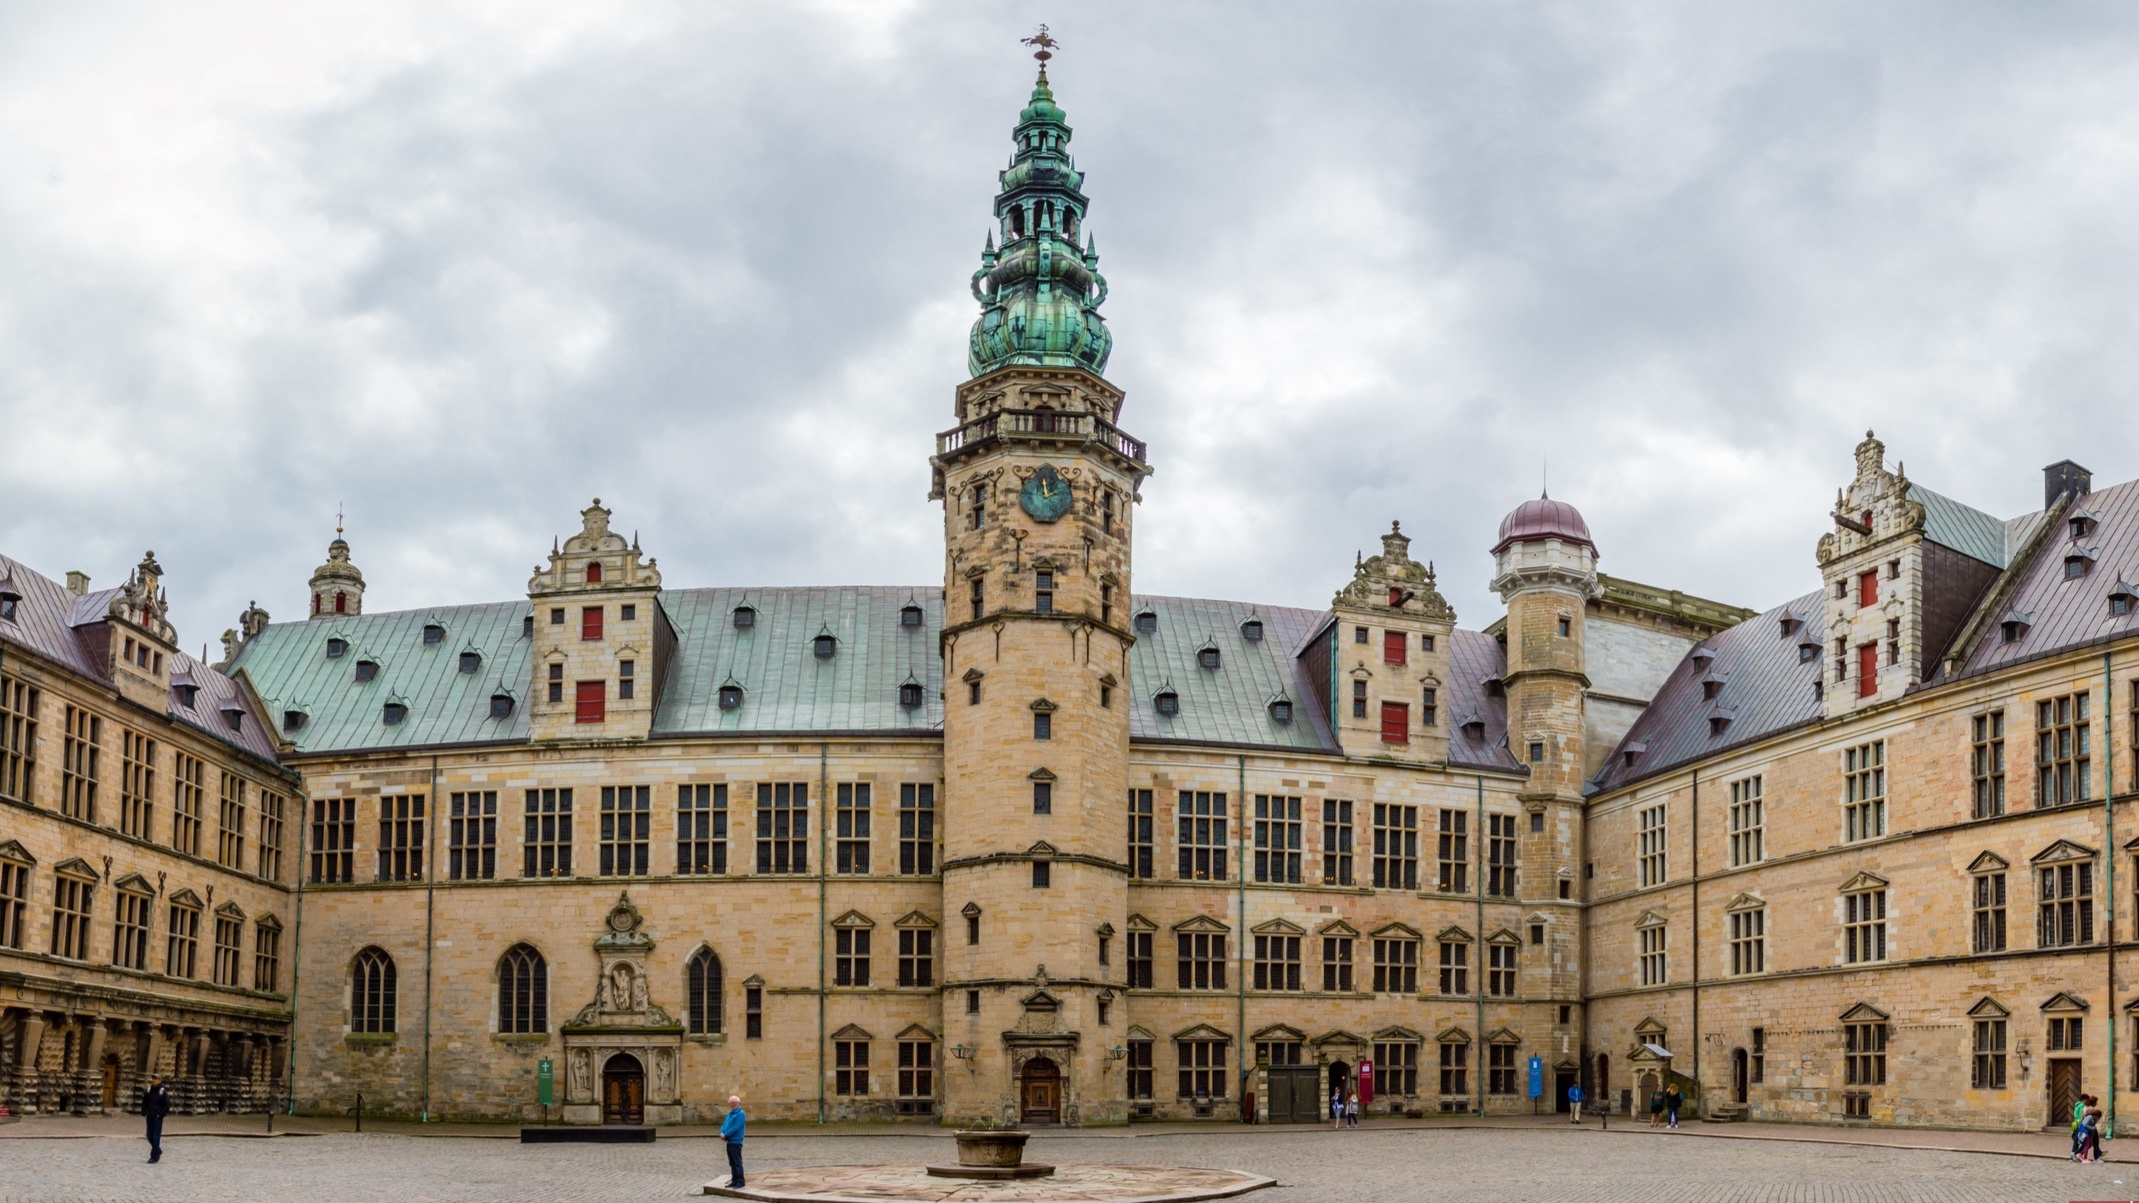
{"left": 287, "top": 783, "right": 311, "bottom": 1114}
{"left": 2106, "top": 653, "right": 2119, "bottom": 1138}
{"left": 1237, "top": 755, "right": 1248, "bottom": 1113}
{"left": 1690, "top": 768, "right": 1700, "bottom": 1108}
{"left": 421, "top": 754, "right": 439, "bottom": 1122}
{"left": 1475, "top": 774, "right": 1485, "bottom": 1117}
{"left": 818, "top": 742, "right": 829, "bottom": 1125}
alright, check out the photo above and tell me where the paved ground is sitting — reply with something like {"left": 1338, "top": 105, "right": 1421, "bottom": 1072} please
{"left": 0, "top": 1117, "right": 2133, "bottom": 1202}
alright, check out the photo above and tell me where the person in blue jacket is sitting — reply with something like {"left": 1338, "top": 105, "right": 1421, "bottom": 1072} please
{"left": 721, "top": 1095, "right": 747, "bottom": 1189}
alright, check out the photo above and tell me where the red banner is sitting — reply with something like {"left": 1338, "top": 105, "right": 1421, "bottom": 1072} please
{"left": 1359, "top": 1059, "right": 1375, "bottom": 1106}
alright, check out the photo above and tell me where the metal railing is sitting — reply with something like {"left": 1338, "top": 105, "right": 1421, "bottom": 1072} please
{"left": 936, "top": 408, "right": 1146, "bottom": 463}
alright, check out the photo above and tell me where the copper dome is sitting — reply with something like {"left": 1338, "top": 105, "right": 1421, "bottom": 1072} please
{"left": 1493, "top": 495, "right": 1594, "bottom": 554}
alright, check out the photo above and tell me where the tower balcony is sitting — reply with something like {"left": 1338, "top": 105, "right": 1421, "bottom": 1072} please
{"left": 935, "top": 408, "right": 1147, "bottom": 467}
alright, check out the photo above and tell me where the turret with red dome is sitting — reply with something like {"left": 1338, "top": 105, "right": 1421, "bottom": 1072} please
{"left": 1493, "top": 493, "right": 1594, "bottom": 555}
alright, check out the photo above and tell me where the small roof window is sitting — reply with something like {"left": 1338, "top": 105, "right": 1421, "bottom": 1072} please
{"left": 521, "top": 614, "right": 533, "bottom": 638}
{"left": 901, "top": 602, "right": 924, "bottom": 628}
{"left": 898, "top": 677, "right": 924, "bottom": 710}
{"left": 2111, "top": 581, "right": 2139, "bottom": 618}
{"left": 174, "top": 683, "right": 199, "bottom": 707}
{"left": 718, "top": 682, "right": 745, "bottom": 712}
{"left": 1798, "top": 642, "right": 1820, "bottom": 663}
{"left": 1134, "top": 610, "right": 1158, "bottom": 635}
{"left": 326, "top": 637, "right": 348, "bottom": 659}
{"left": 354, "top": 659, "right": 379, "bottom": 683}
{"left": 1196, "top": 642, "right": 1221, "bottom": 670}
{"left": 221, "top": 705, "right": 245, "bottom": 732}
{"left": 1240, "top": 617, "right": 1264, "bottom": 643}
{"left": 2065, "top": 549, "right": 2097, "bottom": 580}
{"left": 2000, "top": 610, "right": 2032, "bottom": 644}
{"left": 282, "top": 709, "right": 307, "bottom": 733}
{"left": 1268, "top": 696, "right": 1293, "bottom": 724}
{"left": 423, "top": 623, "right": 445, "bottom": 645}
{"left": 1461, "top": 718, "right": 1486, "bottom": 740}
{"left": 0, "top": 584, "right": 19, "bottom": 622}
{"left": 383, "top": 700, "right": 408, "bottom": 726}
{"left": 733, "top": 605, "right": 757, "bottom": 630}
{"left": 813, "top": 631, "right": 838, "bottom": 660}
{"left": 490, "top": 692, "right": 515, "bottom": 720}
{"left": 459, "top": 650, "right": 482, "bottom": 674}
{"left": 2071, "top": 510, "right": 2100, "bottom": 539}
{"left": 1154, "top": 686, "right": 1179, "bottom": 717}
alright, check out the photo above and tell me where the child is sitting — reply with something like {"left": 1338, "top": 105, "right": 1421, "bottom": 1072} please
{"left": 2081, "top": 1109, "right": 2105, "bottom": 1163}
{"left": 1345, "top": 1091, "right": 1360, "bottom": 1128}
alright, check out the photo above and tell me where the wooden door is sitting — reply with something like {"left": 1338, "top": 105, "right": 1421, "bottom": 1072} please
{"left": 602, "top": 1054, "right": 645, "bottom": 1125}
{"left": 100, "top": 1057, "right": 119, "bottom": 1109}
{"left": 1732, "top": 1050, "right": 1749, "bottom": 1104}
{"left": 1020, "top": 1058, "right": 1061, "bottom": 1124}
{"left": 2049, "top": 1059, "right": 2082, "bottom": 1129}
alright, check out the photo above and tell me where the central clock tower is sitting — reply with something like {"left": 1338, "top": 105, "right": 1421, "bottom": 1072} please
{"left": 931, "top": 54, "right": 1152, "bottom": 1126}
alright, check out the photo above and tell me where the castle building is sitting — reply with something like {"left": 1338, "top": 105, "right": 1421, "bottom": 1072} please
{"left": 2, "top": 57, "right": 2135, "bottom": 1133}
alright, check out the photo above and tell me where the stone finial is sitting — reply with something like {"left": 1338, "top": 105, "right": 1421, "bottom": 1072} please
{"left": 1854, "top": 430, "right": 1885, "bottom": 480}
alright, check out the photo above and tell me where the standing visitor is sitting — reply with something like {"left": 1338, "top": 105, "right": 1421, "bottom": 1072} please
{"left": 1331, "top": 1085, "right": 1344, "bottom": 1131}
{"left": 721, "top": 1094, "right": 747, "bottom": 1189}
{"left": 1567, "top": 1082, "right": 1584, "bottom": 1124}
{"left": 1647, "top": 1086, "right": 1664, "bottom": 1127}
{"left": 1663, "top": 1082, "right": 1683, "bottom": 1129}
{"left": 1345, "top": 1090, "right": 1360, "bottom": 1128}
{"left": 141, "top": 1073, "right": 171, "bottom": 1164}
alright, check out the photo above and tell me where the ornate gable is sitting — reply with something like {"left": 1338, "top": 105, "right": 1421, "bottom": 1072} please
{"left": 1370, "top": 921, "right": 1422, "bottom": 940}
{"left": 1172, "top": 1022, "right": 1232, "bottom": 1043}
{"left": 1126, "top": 913, "right": 1158, "bottom": 931}
{"left": 831, "top": 1023, "right": 873, "bottom": 1041}
{"left": 1839, "top": 872, "right": 1889, "bottom": 893}
{"left": 1723, "top": 892, "right": 1764, "bottom": 912}
{"left": 1967, "top": 997, "right": 2009, "bottom": 1019}
{"left": 1839, "top": 1002, "right": 1890, "bottom": 1023}
{"left": 1173, "top": 913, "right": 1231, "bottom": 933}
{"left": 1334, "top": 521, "right": 1455, "bottom": 621}
{"left": 1251, "top": 1023, "right": 1307, "bottom": 1043}
{"left": 0, "top": 839, "right": 32, "bottom": 864}
{"left": 830, "top": 910, "right": 875, "bottom": 929}
{"left": 2032, "top": 839, "right": 2098, "bottom": 865}
{"left": 1251, "top": 918, "right": 1306, "bottom": 936}
{"left": 1373, "top": 1024, "right": 1424, "bottom": 1043}
{"left": 894, "top": 911, "right": 937, "bottom": 929}
{"left": 2041, "top": 991, "right": 2090, "bottom": 1013}
{"left": 1317, "top": 918, "right": 1359, "bottom": 937}
{"left": 1435, "top": 924, "right": 1474, "bottom": 943}
{"left": 1967, "top": 851, "right": 2010, "bottom": 873}
{"left": 53, "top": 856, "right": 99, "bottom": 882}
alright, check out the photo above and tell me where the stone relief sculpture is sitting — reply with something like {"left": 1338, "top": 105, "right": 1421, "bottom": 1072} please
{"left": 569, "top": 1049, "right": 591, "bottom": 1101}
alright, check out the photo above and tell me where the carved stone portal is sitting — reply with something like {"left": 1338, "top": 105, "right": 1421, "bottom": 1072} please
{"left": 559, "top": 892, "right": 684, "bottom": 1125}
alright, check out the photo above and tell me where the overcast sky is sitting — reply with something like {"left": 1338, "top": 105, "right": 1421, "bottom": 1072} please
{"left": 6, "top": 2, "right": 2139, "bottom": 651}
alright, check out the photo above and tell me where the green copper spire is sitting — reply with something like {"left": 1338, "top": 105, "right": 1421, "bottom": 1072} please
{"left": 967, "top": 46, "right": 1112, "bottom": 379}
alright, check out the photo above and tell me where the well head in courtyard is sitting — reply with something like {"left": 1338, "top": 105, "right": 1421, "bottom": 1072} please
{"left": 705, "top": 1164, "right": 1276, "bottom": 1202}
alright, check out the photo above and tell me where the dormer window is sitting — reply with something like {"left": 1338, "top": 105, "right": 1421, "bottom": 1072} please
{"left": 222, "top": 706, "right": 244, "bottom": 732}
{"left": 1154, "top": 688, "right": 1179, "bottom": 717}
{"left": 0, "top": 589, "right": 18, "bottom": 622}
{"left": 175, "top": 684, "right": 199, "bottom": 707}
{"left": 2111, "top": 583, "right": 2138, "bottom": 617}
{"left": 1702, "top": 680, "right": 1723, "bottom": 700}
{"left": 1197, "top": 645, "right": 1221, "bottom": 670}
{"left": 586, "top": 561, "right": 603, "bottom": 583}
{"left": 490, "top": 693, "right": 514, "bottom": 719}
{"left": 1462, "top": 718, "right": 1486, "bottom": 741}
{"left": 898, "top": 680, "right": 923, "bottom": 710}
{"left": 814, "top": 633, "right": 837, "bottom": 660}
{"left": 719, "top": 683, "right": 744, "bottom": 712}
{"left": 354, "top": 660, "right": 378, "bottom": 684}
{"left": 901, "top": 603, "right": 923, "bottom": 628}
{"left": 733, "top": 605, "right": 757, "bottom": 630}
{"left": 1708, "top": 715, "right": 1732, "bottom": 736}
{"left": 1799, "top": 642, "right": 1820, "bottom": 663}
{"left": 459, "top": 650, "right": 481, "bottom": 674}
{"left": 1135, "top": 610, "right": 1157, "bottom": 635}
{"left": 1268, "top": 696, "right": 1293, "bottom": 723}
{"left": 326, "top": 638, "right": 347, "bottom": 659}
{"left": 2000, "top": 612, "right": 2032, "bottom": 644}
{"left": 383, "top": 701, "right": 407, "bottom": 726}
{"left": 1240, "top": 618, "right": 1263, "bottom": 643}
{"left": 1780, "top": 614, "right": 1802, "bottom": 637}
{"left": 423, "top": 623, "right": 444, "bottom": 645}
{"left": 522, "top": 615, "right": 533, "bottom": 638}
{"left": 2064, "top": 553, "right": 2094, "bottom": 580}
{"left": 2072, "top": 511, "right": 2100, "bottom": 539}
{"left": 283, "top": 710, "right": 306, "bottom": 732}
{"left": 1485, "top": 677, "right": 1505, "bottom": 699}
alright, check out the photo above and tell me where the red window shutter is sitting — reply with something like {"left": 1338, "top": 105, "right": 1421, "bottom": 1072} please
{"left": 1387, "top": 586, "right": 1403, "bottom": 606}
{"left": 582, "top": 606, "right": 603, "bottom": 641}
{"left": 1383, "top": 631, "right": 1407, "bottom": 667}
{"left": 1857, "top": 571, "right": 1877, "bottom": 608}
{"left": 334, "top": 592, "right": 346, "bottom": 614}
{"left": 575, "top": 680, "right": 606, "bottom": 724}
{"left": 1380, "top": 701, "right": 1410, "bottom": 744}
{"left": 586, "top": 561, "right": 603, "bottom": 583}
{"left": 1856, "top": 644, "right": 1878, "bottom": 698}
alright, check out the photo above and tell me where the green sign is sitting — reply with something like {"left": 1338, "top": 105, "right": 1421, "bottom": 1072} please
{"left": 537, "top": 1057, "right": 554, "bottom": 1107}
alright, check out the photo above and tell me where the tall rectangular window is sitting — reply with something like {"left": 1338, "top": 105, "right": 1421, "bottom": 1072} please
{"left": 2039, "top": 859, "right": 2095, "bottom": 947}
{"left": 523, "top": 788, "right": 573, "bottom": 878}
{"left": 581, "top": 605, "right": 603, "bottom": 641}
{"left": 1486, "top": 941, "right": 1516, "bottom": 996}
{"left": 450, "top": 790, "right": 498, "bottom": 881}
{"left": 1127, "top": 789, "right": 1154, "bottom": 879}
{"left": 1176, "top": 931, "right": 1227, "bottom": 990}
{"left": 113, "top": 888, "right": 150, "bottom": 970}
{"left": 756, "top": 782, "right": 808, "bottom": 874}
{"left": 834, "top": 927, "right": 871, "bottom": 986}
{"left": 1844, "top": 888, "right": 1887, "bottom": 963}
{"left": 0, "top": 675, "right": 38, "bottom": 805}
{"left": 377, "top": 794, "right": 425, "bottom": 882}
{"left": 1845, "top": 742, "right": 1886, "bottom": 840}
{"left": 216, "top": 772, "right": 247, "bottom": 871}
{"left": 1383, "top": 630, "right": 1407, "bottom": 666}
{"left": 2037, "top": 693, "right": 2092, "bottom": 807}
{"left": 1639, "top": 923, "right": 1667, "bottom": 985}
{"left": 1436, "top": 809, "right": 1467, "bottom": 893}
{"left": 833, "top": 1039, "right": 869, "bottom": 1096}
{"left": 1729, "top": 907, "right": 1765, "bottom": 975}
{"left": 1488, "top": 1042, "right": 1519, "bottom": 1095}
{"left": 1375, "top": 1042, "right": 1418, "bottom": 1097}
{"left": 309, "top": 797, "right": 354, "bottom": 884}
{"left": 1856, "top": 643, "right": 1878, "bottom": 697}
{"left": 1323, "top": 935, "right": 1353, "bottom": 991}
{"left": 1372, "top": 803, "right": 1418, "bottom": 891}
{"left": 677, "top": 784, "right": 727, "bottom": 875}
{"left": 212, "top": 912, "right": 242, "bottom": 986}
{"left": 1380, "top": 700, "right": 1410, "bottom": 744}
{"left": 60, "top": 705, "right": 100, "bottom": 823}
{"left": 50, "top": 874, "right": 93, "bottom": 960}
{"left": 898, "top": 927, "right": 934, "bottom": 987}
{"left": 1486, "top": 813, "right": 1517, "bottom": 897}
{"left": 898, "top": 783, "right": 934, "bottom": 875}
{"left": 1728, "top": 776, "right": 1763, "bottom": 867}
{"left": 1322, "top": 799, "right": 1354, "bottom": 885}
{"left": 745, "top": 986, "right": 762, "bottom": 1039}
{"left": 1253, "top": 795, "right": 1302, "bottom": 884}
{"left": 172, "top": 753, "right": 204, "bottom": 857}
{"left": 2049, "top": 1015, "right": 2083, "bottom": 1051}
{"left": 897, "top": 1039, "right": 934, "bottom": 1113}
{"left": 1253, "top": 933, "right": 1301, "bottom": 991}
{"left": 1972, "top": 712, "right": 2006, "bottom": 818}
{"left": 1177, "top": 1040, "right": 1227, "bottom": 1100}
{"left": 1638, "top": 804, "right": 1668, "bottom": 887}
{"left": 1352, "top": 679, "right": 1367, "bottom": 719}
{"left": 969, "top": 575, "right": 984, "bottom": 620}
{"left": 1751, "top": 1027, "right": 1765, "bottom": 1083}
{"left": 599, "top": 785, "right": 650, "bottom": 876}
{"left": 1124, "top": 1039, "right": 1154, "bottom": 1100}
{"left": 1972, "top": 1019, "right": 2007, "bottom": 1089}
{"left": 254, "top": 920, "right": 282, "bottom": 992}
{"left": 1438, "top": 939, "right": 1469, "bottom": 995}
{"left": 164, "top": 901, "right": 199, "bottom": 978}
{"left": 574, "top": 680, "right": 605, "bottom": 724}
{"left": 1034, "top": 570, "right": 1054, "bottom": 613}
{"left": 1843, "top": 1021, "right": 1886, "bottom": 1086}
{"left": 1973, "top": 870, "right": 2007, "bottom": 952}
{"left": 0, "top": 857, "right": 30, "bottom": 949}
{"left": 1438, "top": 1040, "right": 1469, "bottom": 1099}
{"left": 1857, "top": 570, "right": 1878, "bottom": 608}
{"left": 1372, "top": 937, "right": 1418, "bottom": 993}
{"left": 1421, "top": 686, "right": 1437, "bottom": 727}
{"left": 120, "top": 731, "right": 155, "bottom": 840}
{"left": 1127, "top": 929, "right": 1153, "bottom": 988}
{"left": 1177, "top": 791, "right": 1227, "bottom": 881}
{"left": 257, "top": 790, "right": 286, "bottom": 882}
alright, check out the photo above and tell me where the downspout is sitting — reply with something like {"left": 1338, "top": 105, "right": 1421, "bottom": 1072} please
{"left": 2106, "top": 652, "right": 2119, "bottom": 1138}
{"left": 1690, "top": 768, "right": 1700, "bottom": 1107}
{"left": 286, "top": 782, "right": 311, "bottom": 1114}
{"left": 1475, "top": 774, "right": 1485, "bottom": 1117}
{"left": 818, "top": 742, "right": 829, "bottom": 1125}
{"left": 421, "top": 754, "right": 439, "bottom": 1122}
{"left": 1237, "top": 754, "right": 1248, "bottom": 1113}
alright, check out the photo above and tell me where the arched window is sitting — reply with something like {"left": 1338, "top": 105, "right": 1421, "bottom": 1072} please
{"left": 687, "top": 948, "right": 724, "bottom": 1035}
{"left": 352, "top": 946, "right": 397, "bottom": 1033}
{"left": 499, "top": 943, "right": 548, "bottom": 1034}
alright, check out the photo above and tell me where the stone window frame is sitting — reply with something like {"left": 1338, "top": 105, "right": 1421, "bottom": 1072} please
{"left": 2033, "top": 840, "right": 2098, "bottom": 949}
{"left": 685, "top": 944, "right": 724, "bottom": 1036}
{"left": 497, "top": 942, "right": 549, "bottom": 1035}
{"left": 1125, "top": 914, "right": 1157, "bottom": 989}
{"left": 1252, "top": 794, "right": 1303, "bottom": 885}
{"left": 351, "top": 944, "right": 398, "bottom": 1034}
{"left": 1173, "top": 1025, "right": 1231, "bottom": 1101}
{"left": 831, "top": 911, "right": 874, "bottom": 988}
{"left": 1372, "top": 1026, "right": 1422, "bottom": 1098}
{"left": 1436, "top": 925, "right": 1472, "bottom": 997}
{"left": 1636, "top": 911, "right": 1668, "bottom": 986}
{"left": 1840, "top": 873, "right": 1888, "bottom": 965}
{"left": 211, "top": 901, "right": 245, "bottom": 988}
{"left": 1726, "top": 893, "right": 1766, "bottom": 976}
{"left": 1435, "top": 808, "right": 1468, "bottom": 894}
{"left": 1322, "top": 799, "right": 1354, "bottom": 886}
{"left": 895, "top": 1025, "right": 936, "bottom": 1113}
{"left": 59, "top": 703, "right": 101, "bottom": 824}
{"left": 2037, "top": 692, "right": 2093, "bottom": 808}
{"left": 1843, "top": 741, "right": 1886, "bottom": 843}
{"left": 0, "top": 841, "right": 31, "bottom": 952}
{"left": 1173, "top": 916, "right": 1231, "bottom": 992}
{"left": 1968, "top": 997, "right": 2009, "bottom": 1090}
{"left": 1637, "top": 803, "right": 1667, "bottom": 888}
{"left": 832, "top": 1025, "right": 872, "bottom": 1097}
{"left": 1371, "top": 923, "right": 1421, "bottom": 995}
{"left": 164, "top": 889, "right": 203, "bottom": 979}
{"left": 1176, "top": 790, "right": 1228, "bottom": 882}
{"left": 1728, "top": 775, "right": 1764, "bottom": 867}
{"left": 1372, "top": 802, "right": 1418, "bottom": 891}
{"left": 895, "top": 912, "right": 937, "bottom": 989}
{"left": 1969, "top": 852, "right": 2008, "bottom": 954}
{"left": 110, "top": 872, "right": 151, "bottom": 971}
{"left": 834, "top": 781, "right": 872, "bottom": 875}
{"left": 1319, "top": 920, "right": 1358, "bottom": 993}
{"left": 598, "top": 785, "right": 651, "bottom": 878}
{"left": 451, "top": 789, "right": 502, "bottom": 881}
{"left": 1841, "top": 1003, "right": 1889, "bottom": 1089}
{"left": 1249, "top": 919, "right": 1304, "bottom": 993}
{"left": 1484, "top": 929, "right": 1519, "bottom": 997}
{"left": 253, "top": 913, "right": 283, "bottom": 993}
{"left": 1436, "top": 1026, "right": 1471, "bottom": 1102}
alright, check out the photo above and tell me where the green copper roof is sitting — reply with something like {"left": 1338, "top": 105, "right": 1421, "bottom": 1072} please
{"left": 968, "top": 69, "right": 1112, "bottom": 378}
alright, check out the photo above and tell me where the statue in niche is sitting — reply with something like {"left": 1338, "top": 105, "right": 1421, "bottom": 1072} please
{"left": 569, "top": 1049, "right": 591, "bottom": 1101}
{"left": 653, "top": 1049, "right": 674, "bottom": 1099}
{"left": 631, "top": 972, "right": 649, "bottom": 1012}
{"left": 610, "top": 963, "right": 634, "bottom": 1010}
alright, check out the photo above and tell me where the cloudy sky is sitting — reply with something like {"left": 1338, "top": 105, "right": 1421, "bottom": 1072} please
{"left": 6, "top": 2, "right": 2139, "bottom": 649}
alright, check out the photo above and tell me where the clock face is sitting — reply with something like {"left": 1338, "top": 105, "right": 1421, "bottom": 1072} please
{"left": 1019, "top": 464, "right": 1074, "bottom": 522}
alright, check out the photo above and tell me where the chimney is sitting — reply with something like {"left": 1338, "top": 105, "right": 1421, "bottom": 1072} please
{"left": 2045, "top": 460, "right": 2093, "bottom": 509}
{"left": 65, "top": 571, "right": 90, "bottom": 596}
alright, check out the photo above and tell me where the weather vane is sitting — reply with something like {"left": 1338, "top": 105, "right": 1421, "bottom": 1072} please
{"left": 336, "top": 501, "right": 345, "bottom": 537}
{"left": 1022, "top": 24, "right": 1059, "bottom": 75}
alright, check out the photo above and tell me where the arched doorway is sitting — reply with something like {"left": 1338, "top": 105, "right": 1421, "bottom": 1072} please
{"left": 1596, "top": 1053, "right": 1610, "bottom": 1113}
{"left": 1020, "top": 1057, "right": 1061, "bottom": 1124}
{"left": 1636, "top": 1069, "right": 1660, "bottom": 1117}
{"left": 1731, "top": 1049, "right": 1749, "bottom": 1104}
{"left": 100, "top": 1054, "right": 121, "bottom": 1109}
{"left": 602, "top": 1053, "right": 645, "bottom": 1125}
{"left": 1327, "top": 1061, "right": 1350, "bottom": 1113}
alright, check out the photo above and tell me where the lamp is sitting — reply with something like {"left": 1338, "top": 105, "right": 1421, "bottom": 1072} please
{"left": 952, "top": 1044, "right": 973, "bottom": 1061}
{"left": 1108, "top": 1044, "right": 1127, "bottom": 1062}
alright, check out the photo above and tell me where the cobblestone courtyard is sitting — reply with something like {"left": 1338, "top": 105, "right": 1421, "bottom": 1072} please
{"left": 0, "top": 1123, "right": 2131, "bottom": 1203}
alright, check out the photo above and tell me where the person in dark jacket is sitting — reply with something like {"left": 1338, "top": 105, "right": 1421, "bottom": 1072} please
{"left": 141, "top": 1074, "right": 172, "bottom": 1163}
{"left": 720, "top": 1095, "right": 747, "bottom": 1188}
{"left": 1663, "top": 1083, "right": 1683, "bottom": 1129}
